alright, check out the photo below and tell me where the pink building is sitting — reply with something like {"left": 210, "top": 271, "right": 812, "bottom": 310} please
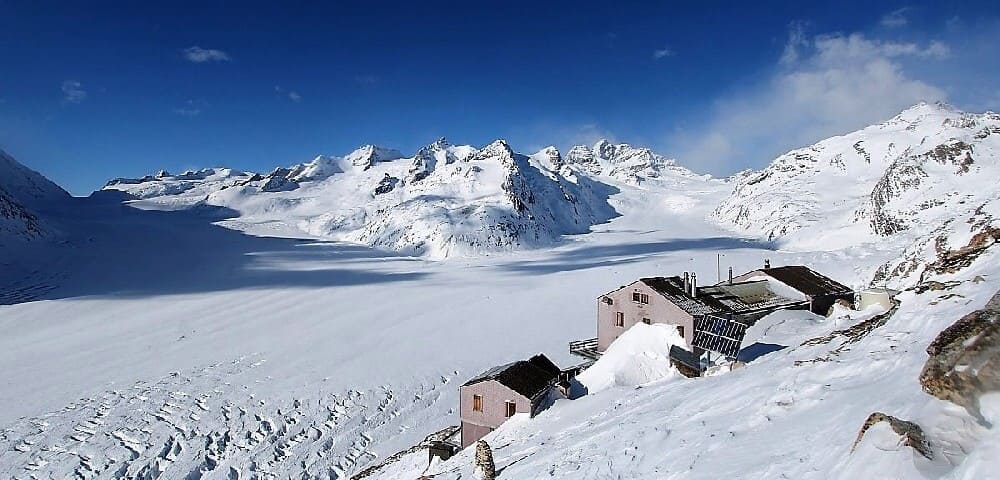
{"left": 588, "top": 272, "right": 813, "bottom": 355}
{"left": 459, "top": 354, "right": 561, "bottom": 448}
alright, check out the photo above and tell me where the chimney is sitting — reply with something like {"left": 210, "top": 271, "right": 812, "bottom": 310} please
{"left": 764, "top": 258, "right": 771, "bottom": 269}
{"left": 690, "top": 273, "right": 698, "bottom": 297}
{"left": 683, "top": 272, "right": 690, "bottom": 293}
{"left": 728, "top": 266, "right": 733, "bottom": 285}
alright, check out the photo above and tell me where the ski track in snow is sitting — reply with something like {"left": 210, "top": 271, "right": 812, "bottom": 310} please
{"left": 0, "top": 355, "right": 454, "bottom": 479}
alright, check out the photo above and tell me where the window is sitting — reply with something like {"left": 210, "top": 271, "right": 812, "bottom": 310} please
{"left": 677, "top": 326, "right": 685, "bottom": 338}
{"left": 472, "top": 394, "right": 483, "bottom": 412}
{"left": 615, "top": 312, "right": 625, "bottom": 327}
{"left": 632, "top": 291, "right": 641, "bottom": 302}
{"left": 633, "top": 292, "right": 649, "bottom": 304}
{"left": 642, "top": 318, "right": 651, "bottom": 325}
{"left": 505, "top": 401, "right": 517, "bottom": 418}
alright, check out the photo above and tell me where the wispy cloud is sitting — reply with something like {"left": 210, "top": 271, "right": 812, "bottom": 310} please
{"left": 183, "top": 46, "right": 231, "bottom": 63}
{"left": 670, "top": 27, "right": 951, "bottom": 175}
{"left": 880, "top": 7, "right": 911, "bottom": 28}
{"left": 172, "top": 99, "right": 201, "bottom": 116}
{"left": 61, "top": 80, "right": 87, "bottom": 103}
{"left": 779, "top": 21, "right": 808, "bottom": 65}
{"left": 274, "top": 86, "right": 303, "bottom": 102}
{"left": 652, "top": 46, "right": 675, "bottom": 60}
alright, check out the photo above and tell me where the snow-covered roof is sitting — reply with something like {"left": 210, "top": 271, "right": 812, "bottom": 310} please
{"left": 754, "top": 266, "right": 853, "bottom": 297}
{"left": 698, "top": 280, "right": 808, "bottom": 313}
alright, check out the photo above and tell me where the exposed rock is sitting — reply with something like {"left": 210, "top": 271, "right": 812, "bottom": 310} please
{"left": 919, "top": 291, "right": 1000, "bottom": 418}
{"left": 851, "top": 412, "right": 932, "bottom": 460}
{"left": 260, "top": 168, "right": 299, "bottom": 192}
{"left": 926, "top": 227, "right": 1000, "bottom": 276}
{"left": 373, "top": 174, "right": 399, "bottom": 196}
{"left": 474, "top": 440, "right": 496, "bottom": 480}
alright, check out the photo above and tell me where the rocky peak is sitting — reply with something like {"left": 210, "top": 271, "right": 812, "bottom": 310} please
{"left": 468, "top": 140, "right": 516, "bottom": 166}
{"left": 345, "top": 144, "right": 404, "bottom": 170}
{"left": 530, "top": 146, "right": 563, "bottom": 170}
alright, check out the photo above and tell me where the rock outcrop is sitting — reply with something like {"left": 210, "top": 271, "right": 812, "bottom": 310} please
{"left": 474, "top": 440, "right": 496, "bottom": 480}
{"left": 851, "top": 412, "right": 932, "bottom": 460}
{"left": 919, "top": 291, "right": 1000, "bottom": 418}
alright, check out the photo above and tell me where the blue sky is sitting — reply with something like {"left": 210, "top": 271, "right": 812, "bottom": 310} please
{"left": 1, "top": 1, "right": 998, "bottom": 194}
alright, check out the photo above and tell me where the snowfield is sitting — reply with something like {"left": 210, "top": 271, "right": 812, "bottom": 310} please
{"left": 1, "top": 103, "right": 998, "bottom": 479}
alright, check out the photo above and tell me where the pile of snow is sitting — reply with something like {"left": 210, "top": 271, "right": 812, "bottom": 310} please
{"left": 575, "top": 323, "right": 685, "bottom": 393}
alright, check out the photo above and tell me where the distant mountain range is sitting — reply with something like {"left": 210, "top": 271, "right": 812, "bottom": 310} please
{"left": 4, "top": 102, "right": 998, "bottom": 274}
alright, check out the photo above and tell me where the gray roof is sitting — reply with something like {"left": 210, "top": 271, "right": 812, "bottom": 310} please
{"left": 756, "top": 266, "right": 853, "bottom": 297}
{"left": 640, "top": 276, "right": 726, "bottom": 316}
{"left": 463, "top": 354, "right": 560, "bottom": 400}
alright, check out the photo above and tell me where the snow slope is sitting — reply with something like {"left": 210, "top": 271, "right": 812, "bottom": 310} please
{"left": 715, "top": 102, "right": 1000, "bottom": 248}
{"left": 0, "top": 150, "right": 70, "bottom": 244}
{"left": 417, "top": 253, "right": 999, "bottom": 479}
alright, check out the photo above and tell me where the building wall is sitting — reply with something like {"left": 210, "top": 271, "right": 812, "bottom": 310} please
{"left": 460, "top": 421, "right": 493, "bottom": 449}
{"left": 459, "top": 380, "right": 532, "bottom": 448}
{"left": 597, "top": 280, "right": 694, "bottom": 352}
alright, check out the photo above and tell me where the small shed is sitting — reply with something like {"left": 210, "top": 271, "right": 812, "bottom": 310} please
{"left": 858, "top": 287, "right": 899, "bottom": 311}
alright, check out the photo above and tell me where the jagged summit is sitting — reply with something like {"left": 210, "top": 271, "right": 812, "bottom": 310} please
{"left": 563, "top": 139, "right": 693, "bottom": 183}
{"left": 345, "top": 144, "right": 405, "bottom": 170}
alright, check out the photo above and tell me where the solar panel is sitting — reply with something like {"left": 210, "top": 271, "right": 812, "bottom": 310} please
{"left": 692, "top": 312, "right": 754, "bottom": 358}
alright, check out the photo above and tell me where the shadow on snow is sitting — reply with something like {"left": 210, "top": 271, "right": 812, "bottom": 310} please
{"left": 0, "top": 194, "right": 429, "bottom": 305}
{"left": 498, "top": 237, "right": 775, "bottom": 275}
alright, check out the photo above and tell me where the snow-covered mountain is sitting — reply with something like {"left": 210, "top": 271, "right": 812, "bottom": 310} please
{"left": 564, "top": 139, "right": 699, "bottom": 184}
{"left": 714, "top": 102, "right": 1000, "bottom": 285}
{"left": 0, "top": 150, "right": 69, "bottom": 243}
{"left": 103, "top": 139, "right": 626, "bottom": 259}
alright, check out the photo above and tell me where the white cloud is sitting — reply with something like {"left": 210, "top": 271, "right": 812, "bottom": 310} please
{"left": 779, "top": 21, "right": 808, "bottom": 65}
{"left": 61, "top": 80, "right": 87, "bottom": 103}
{"left": 183, "top": 46, "right": 231, "bottom": 63}
{"left": 652, "top": 46, "right": 674, "bottom": 59}
{"left": 880, "top": 7, "right": 911, "bottom": 28}
{"left": 670, "top": 30, "right": 948, "bottom": 175}
{"left": 172, "top": 100, "right": 201, "bottom": 116}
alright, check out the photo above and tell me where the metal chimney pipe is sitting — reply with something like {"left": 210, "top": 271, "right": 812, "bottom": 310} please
{"left": 728, "top": 266, "right": 733, "bottom": 285}
{"left": 683, "top": 272, "right": 690, "bottom": 293}
{"left": 764, "top": 258, "right": 771, "bottom": 269}
{"left": 691, "top": 273, "right": 698, "bottom": 297}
